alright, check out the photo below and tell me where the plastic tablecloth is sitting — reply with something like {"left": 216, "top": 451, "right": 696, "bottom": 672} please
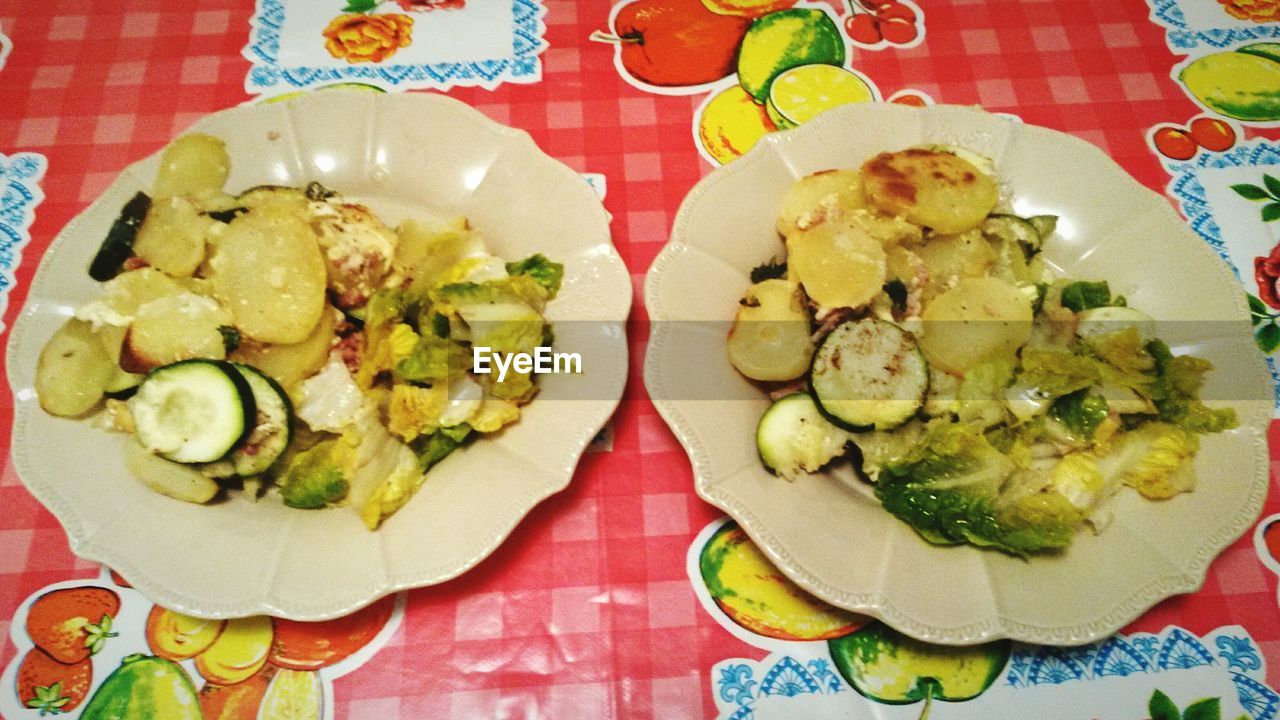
{"left": 2, "top": 1, "right": 1280, "bottom": 718}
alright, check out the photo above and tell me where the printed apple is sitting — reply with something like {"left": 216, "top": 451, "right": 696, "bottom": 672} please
{"left": 599, "top": 0, "right": 752, "bottom": 87}
{"left": 829, "top": 621, "right": 1010, "bottom": 718}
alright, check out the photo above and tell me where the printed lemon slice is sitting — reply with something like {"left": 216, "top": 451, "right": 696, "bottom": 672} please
{"left": 767, "top": 64, "right": 877, "bottom": 128}
{"left": 259, "top": 668, "right": 323, "bottom": 720}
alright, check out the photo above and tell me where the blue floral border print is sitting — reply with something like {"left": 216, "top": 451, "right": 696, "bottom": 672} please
{"left": 712, "top": 626, "right": 1278, "bottom": 719}
{"left": 1005, "top": 626, "right": 1278, "bottom": 720}
{"left": 0, "top": 153, "right": 47, "bottom": 334}
{"left": 1149, "top": 0, "right": 1280, "bottom": 51}
{"left": 1164, "top": 139, "right": 1280, "bottom": 411}
{"left": 244, "top": 0, "right": 546, "bottom": 94}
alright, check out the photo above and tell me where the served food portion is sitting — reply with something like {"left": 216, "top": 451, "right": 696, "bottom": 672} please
{"left": 729, "top": 146, "right": 1237, "bottom": 555}
{"left": 35, "top": 133, "right": 563, "bottom": 529}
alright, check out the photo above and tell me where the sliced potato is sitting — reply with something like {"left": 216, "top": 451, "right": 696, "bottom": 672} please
{"left": 776, "top": 170, "right": 865, "bottom": 237}
{"left": 123, "top": 438, "right": 219, "bottom": 504}
{"left": 237, "top": 185, "right": 308, "bottom": 212}
{"left": 919, "top": 277, "right": 1032, "bottom": 375}
{"left": 231, "top": 305, "right": 338, "bottom": 390}
{"left": 153, "top": 133, "right": 230, "bottom": 199}
{"left": 133, "top": 196, "right": 215, "bottom": 277}
{"left": 122, "top": 292, "right": 231, "bottom": 372}
{"left": 36, "top": 318, "right": 116, "bottom": 416}
{"left": 98, "top": 267, "right": 186, "bottom": 316}
{"left": 886, "top": 245, "right": 925, "bottom": 287}
{"left": 917, "top": 228, "right": 995, "bottom": 291}
{"left": 211, "top": 206, "right": 326, "bottom": 344}
{"left": 728, "top": 279, "right": 814, "bottom": 381}
{"left": 847, "top": 209, "right": 923, "bottom": 248}
{"left": 786, "top": 220, "right": 886, "bottom": 310}
{"left": 860, "top": 149, "right": 999, "bottom": 234}
{"left": 93, "top": 324, "right": 144, "bottom": 393}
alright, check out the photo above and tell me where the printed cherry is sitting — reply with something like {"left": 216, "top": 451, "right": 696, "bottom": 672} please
{"left": 1152, "top": 126, "right": 1197, "bottom": 161}
{"left": 877, "top": 2, "right": 917, "bottom": 23}
{"left": 880, "top": 17, "right": 918, "bottom": 44}
{"left": 1188, "top": 117, "right": 1236, "bottom": 152}
{"left": 845, "top": 12, "right": 882, "bottom": 44}
{"left": 890, "top": 91, "right": 929, "bottom": 107}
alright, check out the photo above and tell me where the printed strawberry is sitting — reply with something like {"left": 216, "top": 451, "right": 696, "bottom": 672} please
{"left": 17, "top": 647, "right": 92, "bottom": 715}
{"left": 26, "top": 587, "right": 121, "bottom": 664}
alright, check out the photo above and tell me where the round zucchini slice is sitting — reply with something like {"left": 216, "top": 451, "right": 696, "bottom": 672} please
{"left": 129, "top": 359, "right": 256, "bottom": 463}
{"left": 809, "top": 318, "right": 929, "bottom": 431}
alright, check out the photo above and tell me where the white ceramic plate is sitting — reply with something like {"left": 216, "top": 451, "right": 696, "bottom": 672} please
{"left": 7, "top": 92, "right": 630, "bottom": 620}
{"left": 644, "top": 103, "right": 1271, "bottom": 645}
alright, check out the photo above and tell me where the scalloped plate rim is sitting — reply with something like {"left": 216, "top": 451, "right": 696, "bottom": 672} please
{"left": 644, "top": 102, "right": 1271, "bottom": 646}
{"left": 6, "top": 92, "right": 631, "bottom": 620}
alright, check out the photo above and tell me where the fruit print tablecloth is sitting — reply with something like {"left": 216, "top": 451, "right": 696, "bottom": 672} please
{"left": 3, "top": 0, "right": 1280, "bottom": 718}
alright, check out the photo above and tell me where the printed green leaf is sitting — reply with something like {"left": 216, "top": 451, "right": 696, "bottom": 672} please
{"left": 1150, "top": 689, "right": 1182, "bottom": 720}
{"left": 1249, "top": 293, "right": 1269, "bottom": 323}
{"left": 1233, "top": 183, "right": 1270, "bottom": 201}
{"left": 1183, "top": 697, "right": 1221, "bottom": 720}
{"left": 1257, "top": 323, "right": 1280, "bottom": 354}
{"left": 1264, "top": 203, "right": 1280, "bottom": 223}
{"left": 1265, "top": 173, "right": 1280, "bottom": 199}
{"left": 343, "top": 0, "right": 379, "bottom": 12}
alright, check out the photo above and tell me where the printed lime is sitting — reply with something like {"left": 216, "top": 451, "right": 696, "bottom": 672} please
{"left": 768, "top": 64, "right": 876, "bottom": 126}
{"left": 737, "top": 9, "right": 846, "bottom": 102}
{"left": 765, "top": 99, "right": 796, "bottom": 129}
{"left": 1179, "top": 51, "right": 1280, "bottom": 122}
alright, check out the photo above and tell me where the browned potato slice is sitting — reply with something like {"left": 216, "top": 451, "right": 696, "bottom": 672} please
{"left": 786, "top": 221, "right": 886, "bottom": 310}
{"left": 133, "top": 196, "right": 215, "bottom": 277}
{"left": 919, "top": 277, "right": 1032, "bottom": 375}
{"left": 122, "top": 293, "right": 231, "bottom": 372}
{"left": 776, "top": 170, "right": 865, "bottom": 237}
{"left": 211, "top": 206, "right": 326, "bottom": 344}
{"left": 36, "top": 318, "right": 116, "bottom": 416}
{"left": 153, "top": 133, "right": 230, "bottom": 199}
{"left": 860, "top": 149, "right": 998, "bottom": 234}
{"left": 231, "top": 305, "right": 338, "bottom": 390}
{"left": 727, "top": 279, "right": 814, "bottom": 381}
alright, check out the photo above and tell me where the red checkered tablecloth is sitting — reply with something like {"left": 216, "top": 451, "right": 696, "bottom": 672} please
{"left": 2, "top": 1, "right": 1279, "bottom": 718}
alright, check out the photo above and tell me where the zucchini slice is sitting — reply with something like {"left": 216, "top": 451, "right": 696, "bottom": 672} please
{"left": 810, "top": 318, "right": 929, "bottom": 431}
{"left": 980, "top": 214, "right": 1041, "bottom": 256}
{"left": 89, "top": 192, "right": 150, "bottom": 281}
{"left": 1027, "top": 214, "right": 1058, "bottom": 240}
{"left": 129, "top": 359, "right": 256, "bottom": 463}
{"left": 756, "top": 393, "right": 851, "bottom": 480}
{"left": 222, "top": 364, "right": 293, "bottom": 477}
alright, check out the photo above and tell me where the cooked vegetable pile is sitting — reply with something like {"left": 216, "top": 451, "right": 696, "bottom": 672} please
{"left": 36, "top": 133, "right": 562, "bottom": 529}
{"left": 729, "top": 146, "right": 1236, "bottom": 555}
